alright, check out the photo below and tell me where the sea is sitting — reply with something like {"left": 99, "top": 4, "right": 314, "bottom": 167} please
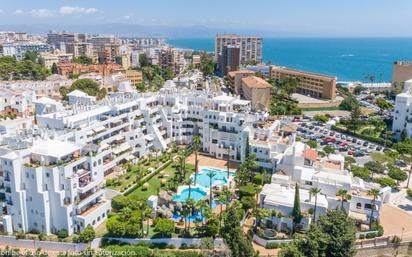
{"left": 166, "top": 38, "right": 412, "bottom": 82}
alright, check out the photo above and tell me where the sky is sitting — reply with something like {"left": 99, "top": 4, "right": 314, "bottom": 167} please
{"left": 1, "top": 0, "right": 412, "bottom": 37}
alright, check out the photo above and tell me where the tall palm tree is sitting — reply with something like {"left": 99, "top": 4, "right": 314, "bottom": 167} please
{"left": 216, "top": 189, "right": 231, "bottom": 231}
{"left": 177, "top": 149, "right": 187, "bottom": 182}
{"left": 227, "top": 146, "right": 231, "bottom": 179}
{"left": 185, "top": 198, "right": 196, "bottom": 233}
{"left": 196, "top": 199, "right": 209, "bottom": 225}
{"left": 367, "top": 188, "right": 381, "bottom": 229}
{"left": 309, "top": 188, "right": 321, "bottom": 222}
{"left": 186, "top": 177, "right": 193, "bottom": 199}
{"left": 206, "top": 170, "right": 216, "bottom": 208}
{"left": 193, "top": 135, "right": 201, "bottom": 185}
{"left": 336, "top": 189, "right": 352, "bottom": 210}
{"left": 180, "top": 207, "right": 190, "bottom": 233}
{"left": 402, "top": 154, "right": 412, "bottom": 188}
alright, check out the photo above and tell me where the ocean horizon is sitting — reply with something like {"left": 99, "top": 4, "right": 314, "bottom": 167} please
{"left": 166, "top": 37, "right": 412, "bottom": 82}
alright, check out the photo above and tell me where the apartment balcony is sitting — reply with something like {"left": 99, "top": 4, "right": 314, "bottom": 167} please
{"left": 78, "top": 179, "right": 100, "bottom": 194}
{"left": 77, "top": 199, "right": 110, "bottom": 218}
{"left": 76, "top": 189, "right": 105, "bottom": 210}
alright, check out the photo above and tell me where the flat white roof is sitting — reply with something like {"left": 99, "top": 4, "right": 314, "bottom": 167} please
{"left": 262, "top": 183, "right": 328, "bottom": 208}
{"left": 30, "top": 140, "right": 80, "bottom": 158}
{"left": 67, "top": 90, "right": 88, "bottom": 97}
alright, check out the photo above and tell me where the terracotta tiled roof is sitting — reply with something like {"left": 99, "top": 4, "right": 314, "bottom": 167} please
{"left": 303, "top": 148, "right": 318, "bottom": 161}
{"left": 241, "top": 76, "right": 272, "bottom": 89}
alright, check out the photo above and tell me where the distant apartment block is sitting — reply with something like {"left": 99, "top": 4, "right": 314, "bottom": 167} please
{"left": 228, "top": 70, "right": 255, "bottom": 94}
{"left": 219, "top": 45, "right": 240, "bottom": 75}
{"left": 119, "top": 69, "right": 143, "bottom": 85}
{"left": 2, "top": 42, "right": 51, "bottom": 61}
{"left": 215, "top": 34, "right": 263, "bottom": 65}
{"left": 269, "top": 66, "right": 337, "bottom": 100}
{"left": 66, "top": 42, "right": 94, "bottom": 58}
{"left": 392, "top": 61, "right": 412, "bottom": 91}
{"left": 241, "top": 76, "right": 272, "bottom": 110}
{"left": 39, "top": 51, "right": 73, "bottom": 69}
{"left": 47, "top": 31, "right": 87, "bottom": 51}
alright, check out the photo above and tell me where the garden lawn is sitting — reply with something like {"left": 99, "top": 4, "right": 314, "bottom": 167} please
{"left": 128, "top": 163, "right": 195, "bottom": 200}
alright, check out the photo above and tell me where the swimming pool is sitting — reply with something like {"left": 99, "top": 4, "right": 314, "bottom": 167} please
{"left": 194, "top": 167, "right": 235, "bottom": 188}
{"left": 172, "top": 187, "right": 207, "bottom": 202}
{"left": 171, "top": 200, "right": 218, "bottom": 222}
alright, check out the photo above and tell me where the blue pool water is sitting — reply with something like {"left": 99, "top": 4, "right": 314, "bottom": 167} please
{"left": 195, "top": 167, "right": 235, "bottom": 189}
{"left": 172, "top": 187, "right": 207, "bottom": 202}
{"left": 172, "top": 200, "right": 218, "bottom": 222}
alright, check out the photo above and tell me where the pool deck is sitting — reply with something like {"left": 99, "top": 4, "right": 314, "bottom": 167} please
{"left": 186, "top": 153, "right": 239, "bottom": 170}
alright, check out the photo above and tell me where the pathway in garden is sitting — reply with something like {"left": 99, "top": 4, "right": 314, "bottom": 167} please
{"left": 242, "top": 217, "right": 279, "bottom": 257}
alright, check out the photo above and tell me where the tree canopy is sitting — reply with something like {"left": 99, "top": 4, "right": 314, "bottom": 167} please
{"left": 0, "top": 56, "right": 50, "bottom": 81}
{"left": 60, "top": 78, "right": 107, "bottom": 100}
{"left": 279, "top": 208, "right": 357, "bottom": 257}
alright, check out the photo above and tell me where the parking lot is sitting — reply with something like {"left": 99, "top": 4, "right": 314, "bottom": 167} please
{"left": 297, "top": 121, "right": 383, "bottom": 163}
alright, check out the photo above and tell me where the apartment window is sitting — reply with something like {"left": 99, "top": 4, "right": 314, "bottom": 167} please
{"left": 364, "top": 203, "right": 372, "bottom": 210}
{"left": 356, "top": 203, "right": 362, "bottom": 209}
{"left": 46, "top": 173, "right": 50, "bottom": 178}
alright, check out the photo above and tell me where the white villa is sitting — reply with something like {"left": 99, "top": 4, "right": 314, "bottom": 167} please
{"left": 260, "top": 142, "right": 391, "bottom": 231}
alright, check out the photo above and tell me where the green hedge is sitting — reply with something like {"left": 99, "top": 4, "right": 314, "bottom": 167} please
{"left": 123, "top": 159, "right": 172, "bottom": 196}
{"left": 331, "top": 125, "right": 392, "bottom": 147}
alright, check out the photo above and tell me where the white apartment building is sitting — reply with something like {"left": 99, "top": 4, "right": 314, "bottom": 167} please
{"left": 260, "top": 142, "right": 391, "bottom": 231}
{"left": 2, "top": 42, "right": 51, "bottom": 61}
{"left": 0, "top": 83, "right": 295, "bottom": 235}
{"left": 215, "top": 34, "right": 263, "bottom": 65}
{"left": 0, "top": 89, "right": 36, "bottom": 117}
{"left": 393, "top": 79, "right": 412, "bottom": 139}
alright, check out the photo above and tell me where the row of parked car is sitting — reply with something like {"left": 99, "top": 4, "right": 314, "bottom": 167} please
{"left": 297, "top": 122, "right": 383, "bottom": 157}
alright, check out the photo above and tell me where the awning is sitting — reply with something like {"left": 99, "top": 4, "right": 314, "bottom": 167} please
{"left": 100, "top": 143, "right": 110, "bottom": 150}
{"left": 112, "top": 135, "right": 125, "bottom": 142}
{"left": 113, "top": 144, "right": 131, "bottom": 155}
{"left": 145, "top": 135, "right": 154, "bottom": 141}
{"left": 92, "top": 126, "right": 106, "bottom": 134}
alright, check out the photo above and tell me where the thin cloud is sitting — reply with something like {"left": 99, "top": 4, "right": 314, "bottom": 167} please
{"left": 13, "top": 9, "right": 54, "bottom": 17}
{"left": 59, "top": 6, "right": 98, "bottom": 15}
{"left": 29, "top": 9, "right": 54, "bottom": 18}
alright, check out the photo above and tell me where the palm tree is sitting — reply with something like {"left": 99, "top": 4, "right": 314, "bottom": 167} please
{"left": 336, "top": 189, "right": 352, "bottom": 210}
{"left": 367, "top": 188, "right": 381, "bottom": 229}
{"left": 177, "top": 149, "right": 187, "bottom": 182}
{"left": 193, "top": 135, "right": 201, "bottom": 185}
{"left": 402, "top": 154, "right": 412, "bottom": 188}
{"left": 186, "top": 177, "right": 193, "bottom": 199}
{"left": 226, "top": 146, "right": 231, "bottom": 179}
{"left": 180, "top": 207, "right": 190, "bottom": 233}
{"left": 216, "top": 189, "right": 231, "bottom": 231}
{"left": 196, "top": 199, "right": 209, "bottom": 225}
{"left": 185, "top": 198, "right": 196, "bottom": 233}
{"left": 309, "top": 188, "right": 321, "bottom": 222}
{"left": 206, "top": 170, "right": 216, "bottom": 208}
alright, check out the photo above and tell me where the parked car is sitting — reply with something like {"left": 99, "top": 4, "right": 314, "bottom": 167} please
{"left": 363, "top": 141, "right": 369, "bottom": 147}
{"left": 354, "top": 151, "right": 365, "bottom": 157}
